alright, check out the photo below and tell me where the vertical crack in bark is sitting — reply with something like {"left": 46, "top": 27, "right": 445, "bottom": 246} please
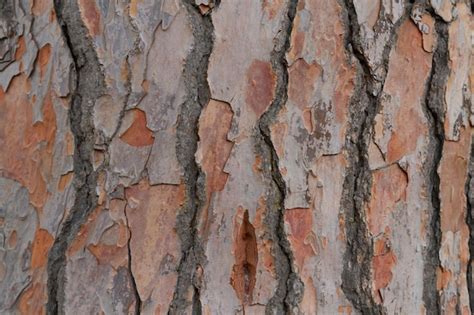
{"left": 421, "top": 16, "right": 449, "bottom": 314}
{"left": 169, "top": 1, "right": 214, "bottom": 314}
{"left": 46, "top": 1, "right": 104, "bottom": 314}
{"left": 466, "top": 136, "right": 474, "bottom": 311}
{"left": 339, "top": 41, "right": 383, "bottom": 315}
{"left": 257, "top": 0, "right": 303, "bottom": 313}
{"left": 340, "top": 1, "right": 408, "bottom": 314}
{"left": 340, "top": 4, "right": 382, "bottom": 314}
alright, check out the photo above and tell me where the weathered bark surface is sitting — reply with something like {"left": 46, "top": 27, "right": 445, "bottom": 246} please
{"left": 0, "top": 0, "right": 472, "bottom": 314}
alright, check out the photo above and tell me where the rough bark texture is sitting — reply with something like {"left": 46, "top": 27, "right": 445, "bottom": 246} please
{"left": 0, "top": 0, "right": 472, "bottom": 314}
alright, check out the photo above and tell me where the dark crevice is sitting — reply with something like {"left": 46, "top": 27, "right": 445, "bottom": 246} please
{"left": 340, "top": 1, "right": 382, "bottom": 313}
{"left": 257, "top": 0, "right": 303, "bottom": 313}
{"left": 462, "top": 3, "right": 474, "bottom": 307}
{"left": 169, "top": 1, "right": 214, "bottom": 314}
{"left": 339, "top": 1, "right": 409, "bottom": 314}
{"left": 421, "top": 17, "right": 449, "bottom": 315}
{"left": 47, "top": 1, "right": 104, "bottom": 314}
{"left": 467, "top": 135, "right": 474, "bottom": 311}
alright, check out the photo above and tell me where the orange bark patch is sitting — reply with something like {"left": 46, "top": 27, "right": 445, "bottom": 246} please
{"left": 288, "top": 59, "right": 321, "bottom": 111}
{"left": 395, "top": 19, "right": 426, "bottom": 54}
{"left": 367, "top": 165, "right": 407, "bottom": 235}
{"left": 65, "top": 131, "right": 74, "bottom": 155}
{"left": 338, "top": 305, "right": 353, "bottom": 314}
{"left": 386, "top": 107, "right": 425, "bottom": 163}
{"left": 365, "top": 0, "right": 381, "bottom": 30}
{"left": 262, "top": 0, "right": 284, "bottom": 19}
{"left": 197, "top": 100, "right": 234, "bottom": 192}
{"left": 88, "top": 243, "right": 128, "bottom": 270}
{"left": 245, "top": 60, "right": 276, "bottom": 118}
{"left": 67, "top": 206, "right": 102, "bottom": 256}
{"left": 333, "top": 63, "right": 356, "bottom": 125}
{"left": 125, "top": 180, "right": 185, "bottom": 303}
{"left": 383, "top": 20, "right": 431, "bottom": 163}
{"left": 439, "top": 128, "right": 471, "bottom": 231}
{"left": 372, "top": 238, "right": 397, "bottom": 293}
{"left": 15, "top": 36, "right": 26, "bottom": 60}
{"left": 78, "top": 0, "right": 101, "bottom": 36}
{"left": 300, "top": 276, "right": 317, "bottom": 314}
{"left": 130, "top": 0, "right": 140, "bottom": 17}
{"left": 58, "top": 172, "right": 73, "bottom": 191}
{"left": 231, "top": 209, "right": 258, "bottom": 307}
{"left": 37, "top": 44, "right": 51, "bottom": 79}
{"left": 196, "top": 100, "right": 234, "bottom": 240}
{"left": 289, "top": 31, "right": 305, "bottom": 62}
{"left": 120, "top": 109, "right": 154, "bottom": 147}
{"left": 32, "top": 0, "right": 50, "bottom": 16}
{"left": 141, "top": 80, "right": 149, "bottom": 92}
{"left": 87, "top": 219, "right": 129, "bottom": 270}
{"left": 49, "top": 8, "right": 56, "bottom": 23}
{"left": 253, "top": 197, "right": 275, "bottom": 275}
{"left": 252, "top": 155, "right": 263, "bottom": 174}
{"left": 270, "top": 121, "right": 287, "bottom": 158}
{"left": 18, "top": 282, "right": 46, "bottom": 315}
{"left": 31, "top": 229, "right": 54, "bottom": 269}
{"left": 0, "top": 75, "right": 56, "bottom": 211}
{"left": 302, "top": 109, "right": 313, "bottom": 133}
{"left": 7, "top": 230, "right": 17, "bottom": 249}
{"left": 436, "top": 267, "right": 452, "bottom": 290}
{"left": 288, "top": 9, "right": 305, "bottom": 62}
{"left": 284, "top": 208, "right": 315, "bottom": 270}
{"left": 120, "top": 60, "right": 129, "bottom": 82}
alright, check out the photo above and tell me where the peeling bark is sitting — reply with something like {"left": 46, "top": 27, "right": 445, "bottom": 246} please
{"left": 0, "top": 0, "right": 472, "bottom": 314}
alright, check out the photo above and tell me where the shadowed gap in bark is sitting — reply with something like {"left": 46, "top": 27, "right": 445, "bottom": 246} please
{"left": 256, "top": 0, "right": 303, "bottom": 313}
{"left": 46, "top": 0, "right": 104, "bottom": 314}
{"left": 169, "top": 1, "right": 214, "bottom": 314}
{"left": 422, "top": 15, "right": 449, "bottom": 314}
{"left": 339, "top": 1, "right": 410, "bottom": 314}
{"left": 466, "top": 136, "right": 474, "bottom": 311}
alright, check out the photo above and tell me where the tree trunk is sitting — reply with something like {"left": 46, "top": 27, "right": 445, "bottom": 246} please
{"left": 0, "top": 0, "right": 472, "bottom": 314}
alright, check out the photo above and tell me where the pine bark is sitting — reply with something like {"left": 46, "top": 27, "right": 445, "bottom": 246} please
{"left": 0, "top": 0, "right": 473, "bottom": 314}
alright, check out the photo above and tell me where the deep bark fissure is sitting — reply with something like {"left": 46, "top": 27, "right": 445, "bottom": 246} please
{"left": 46, "top": 1, "right": 104, "bottom": 314}
{"left": 421, "top": 16, "right": 449, "bottom": 314}
{"left": 466, "top": 138, "right": 474, "bottom": 311}
{"left": 340, "top": 4, "right": 381, "bottom": 315}
{"left": 169, "top": 1, "right": 214, "bottom": 314}
{"left": 340, "top": 1, "right": 409, "bottom": 314}
{"left": 257, "top": 0, "right": 303, "bottom": 313}
{"left": 339, "top": 48, "right": 383, "bottom": 315}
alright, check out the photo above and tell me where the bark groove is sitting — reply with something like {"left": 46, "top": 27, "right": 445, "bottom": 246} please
{"left": 169, "top": 1, "right": 214, "bottom": 313}
{"left": 0, "top": 0, "right": 471, "bottom": 314}
{"left": 422, "top": 16, "right": 449, "bottom": 314}
{"left": 340, "top": 1, "right": 406, "bottom": 313}
{"left": 257, "top": 0, "right": 303, "bottom": 313}
{"left": 46, "top": 1, "right": 104, "bottom": 313}
{"left": 467, "top": 139, "right": 474, "bottom": 311}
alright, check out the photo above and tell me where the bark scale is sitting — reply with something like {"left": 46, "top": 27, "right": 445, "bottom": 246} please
{"left": 0, "top": 0, "right": 472, "bottom": 314}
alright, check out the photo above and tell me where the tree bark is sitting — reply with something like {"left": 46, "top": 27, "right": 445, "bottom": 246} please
{"left": 0, "top": 0, "right": 472, "bottom": 314}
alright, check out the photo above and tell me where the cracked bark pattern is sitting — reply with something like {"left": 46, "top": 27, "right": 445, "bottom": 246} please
{"left": 0, "top": 0, "right": 472, "bottom": 314}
